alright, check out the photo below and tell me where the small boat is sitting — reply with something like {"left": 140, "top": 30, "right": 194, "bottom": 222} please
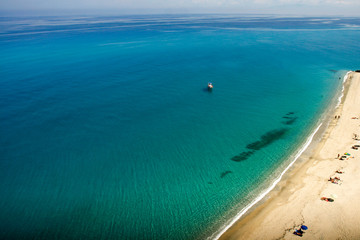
{"left": 207, "top": 82, "right": 213, "bottom": 90}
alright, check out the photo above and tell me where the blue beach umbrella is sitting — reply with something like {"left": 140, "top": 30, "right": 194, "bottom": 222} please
{"left": 301, "top": 225, "right": 308, "bottom": 230}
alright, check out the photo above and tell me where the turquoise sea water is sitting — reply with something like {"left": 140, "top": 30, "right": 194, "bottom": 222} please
{"left": 1, "top": 15, "right": 360, "bottom": 239}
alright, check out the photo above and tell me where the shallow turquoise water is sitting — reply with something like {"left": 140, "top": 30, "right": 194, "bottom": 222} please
{"left": 0, "top": 15, "right": 360, "bottom": 239}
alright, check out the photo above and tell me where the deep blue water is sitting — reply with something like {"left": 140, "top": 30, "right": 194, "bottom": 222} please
{"left": 1, "top": 15, "right": 360, "bottom": 239}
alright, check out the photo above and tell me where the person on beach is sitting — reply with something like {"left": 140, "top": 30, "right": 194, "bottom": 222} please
{"left": 336, "top": 170, "right": 344, "bottom": 174}
{"left": 328, "top": 178, "right": 338, "bottom": 184}
{"left": 293, "top": 228, "right": 304, "bottom": 237}
{"left": 321, "top": 197, "right": 334, "bottom": 202}
{"left": 337, "top": 154, "right": 340, "bottom": 158}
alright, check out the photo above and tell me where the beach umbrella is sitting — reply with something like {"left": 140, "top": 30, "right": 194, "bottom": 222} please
{"left": 301, "top": 225, "right": 308, "bottom": 230}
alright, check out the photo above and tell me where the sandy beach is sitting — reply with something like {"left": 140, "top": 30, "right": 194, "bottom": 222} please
{"left": 220, "top": 71, "right": 360, "bottom": 240}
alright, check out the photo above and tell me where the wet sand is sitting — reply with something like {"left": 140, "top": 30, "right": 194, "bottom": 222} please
{"left": 220, "top": 71, "right": 360, "bottom": 240}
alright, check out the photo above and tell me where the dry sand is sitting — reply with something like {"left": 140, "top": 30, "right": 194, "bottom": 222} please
{"left": 220, "top": 72, "right": 360, "bottom": 240}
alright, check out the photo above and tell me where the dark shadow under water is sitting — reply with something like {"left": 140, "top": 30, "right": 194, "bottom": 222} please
{"left": 246, "top": 128, "right": 289, "bottom": 150}
{"left": 220, "top": 171, "right": 233, "bottom": 178}
{"left": 231, "top": 128, "right": 289, "bottom": 162}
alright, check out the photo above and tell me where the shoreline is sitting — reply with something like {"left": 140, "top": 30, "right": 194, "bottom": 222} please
{"left": 215, "top": 71, "right": 360, "bottom": 240}
{"left": 210, "top": 123, "right": 324, "bottom": 240}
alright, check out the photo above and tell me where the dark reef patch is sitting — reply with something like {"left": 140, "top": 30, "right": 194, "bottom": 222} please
{"left": 231, "top": 117, "right": 291, "bottom": 162}
{"left": 220, "top": 171, "right": 233, "bottom": 178}
{"left": 246, "top": 128, "right": 289, "bottom": 150}
{"left": 282, "top": 112, "right": 297, "bottom": 125}
{"left": 231, "top": 151, "right": 255, "bottom": 162}
{"left": 282, "top": 117, "right": 297, "bottom": 125}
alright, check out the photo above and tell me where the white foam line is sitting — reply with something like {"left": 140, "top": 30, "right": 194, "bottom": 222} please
{"left": 336, "top": 71, "right": 351, "bottom": 109}
{"left": 209, "top": 123, "right": 323, "bottom": 240}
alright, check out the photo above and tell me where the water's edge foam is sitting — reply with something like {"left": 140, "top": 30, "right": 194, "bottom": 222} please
{"left": 209, "top": 71, "right": 352, "bottom": 240}
{"left": 336, "top": 71, "right": 351, "bottom": 109}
